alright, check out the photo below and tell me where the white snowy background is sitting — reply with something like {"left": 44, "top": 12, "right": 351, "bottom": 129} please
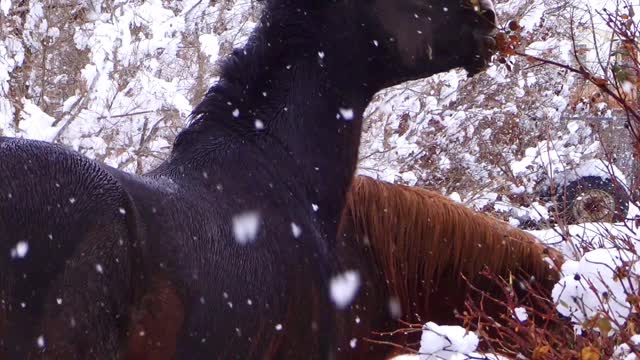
{"left": 1, "top": 0, "right": 639, "bottom": 358}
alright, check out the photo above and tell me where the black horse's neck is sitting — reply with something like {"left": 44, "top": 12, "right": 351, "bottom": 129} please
{"left": 165, "top": 4, "right": 383, "bottom": 233}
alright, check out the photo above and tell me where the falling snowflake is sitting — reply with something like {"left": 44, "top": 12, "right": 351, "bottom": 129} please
{"left": 330, "top": 270, "right": 361, "bottom": 309}
{"left": 339, "top": 108, "right": 354, "bottom": 120}
{"left": 36, "top": 335, "right": 45, "bottom": 348}
{"left": 232, "top": 211, "right": 261, "bottom": 245}
{"left": 291, "top": 222, "right": 302, "bottom": 238}
{"left": 10, "top": 241, "right": 29, "bottom": 258}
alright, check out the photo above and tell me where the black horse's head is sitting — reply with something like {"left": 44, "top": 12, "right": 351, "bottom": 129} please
{"left": 260, "top": 0, "right": 497, "bottom": 90}
{"left": 368, "top": 0, "right": 497, "bottom": 82}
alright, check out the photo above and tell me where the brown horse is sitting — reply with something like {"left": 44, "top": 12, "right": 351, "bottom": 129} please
{"left": 334, "top": 176, "right": 562, "bottom": 357}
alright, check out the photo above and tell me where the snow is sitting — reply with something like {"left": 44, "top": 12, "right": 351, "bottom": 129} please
{"left": 330, "top": 270, "right": 361, "bottom": 309}
{"left": 613, "top": 335, "right": 640, "bottom": 360}
{"left": 552, "top": 248, "right": 638, "bottom": 333}
{"left": 526, "top": 39, "right": 573, "bottom": 64}
{"left": 513, "top": 307, "right": 528, "bottom": 322}
{"left": 519, "top": 1, "right": 546, "bottom": 32}
{"left": 18, "top": 100, "right": 60, "bottom": 142}
{"left": 0, "top": 0, "right": 247, "bottom": 172}
{"left": 290, "top": 222, "right": 302, "bottom": 238}
{"left": 571, "top": 159, "right": 628, "bottom": 186}
{"left": 10, "top": 241, "right": 29, "bottom": 259}
{"left": 449, "top": 192, "right": 462, "bottom": 203}
{"left": 527, "top": 218, "right": 640, "bottom": 336}
{"left": 0, "top": 0, "right": 10, "bottom": 15}
{"left": 339, "top": 108, "right": 355, "bottom": 121}
{"left": 36, "top": 335, "right": 45, "bottom": 348}
{"left": 419, "top": 322, "right": 479, "bottom": 360}
{"left": 530, "top": 222, "right": 639, "bottom": 256}
{"left": 232, "top": 211, "right": 261, "bottom": 245}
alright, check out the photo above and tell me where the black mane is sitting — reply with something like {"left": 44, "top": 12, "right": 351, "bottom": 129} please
{"left": 173, "top": 1, "right": 384, "bottom": 150}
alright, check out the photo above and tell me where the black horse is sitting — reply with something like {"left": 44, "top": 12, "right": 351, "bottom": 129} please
{"left": 0, "top": 0, "right": 496, "bottom": 358}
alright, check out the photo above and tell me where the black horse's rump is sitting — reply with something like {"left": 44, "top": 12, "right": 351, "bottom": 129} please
{"left": 0, "top": 0, "right": 496, "bottom": 358}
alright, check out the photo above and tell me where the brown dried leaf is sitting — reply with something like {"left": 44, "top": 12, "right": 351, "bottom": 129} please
{"left": 508, "top": 20, "right": 521, "bottom": 31}
{"left": 532, "top": 345, "right": 552, "bottom": 360}
{"left": 581, "top": 346, "right": 600, "bottom": 360}
{"left": 495, "top": 32, "right": 509, "bottom": 52}
{"left": 597, "top": 317, "right": 612, "bottom": 335}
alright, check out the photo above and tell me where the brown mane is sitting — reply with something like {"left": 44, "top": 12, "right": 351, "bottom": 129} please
{"left": 340, "top": 175, "right": 562, "bottom": 324}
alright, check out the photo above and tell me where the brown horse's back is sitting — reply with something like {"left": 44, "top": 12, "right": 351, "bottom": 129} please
{"left": 334, "top": 176, "right": 562, "bottom": 358}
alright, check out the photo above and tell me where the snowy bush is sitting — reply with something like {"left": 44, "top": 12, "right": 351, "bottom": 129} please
{"left": 418, "top": 322, "right": 480, "bottom": 360}
{"left": 553, "top": 248, "right": 639, "bottom": 334}
{"left": 1, "top": 0, "right": 260, "bottom": 173}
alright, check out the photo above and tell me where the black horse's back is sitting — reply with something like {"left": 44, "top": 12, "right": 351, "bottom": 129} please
{"left": 0, "top": 136, "right": 334, "bottom": 359}
{"left": 110, "top": 155, "right": 334, "bottom": 358}
{"left": 0, "top": 137, "right": 136, "bottom": 359}
{"left": 122, "top": 209, "right": 329, "bottom": 358}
